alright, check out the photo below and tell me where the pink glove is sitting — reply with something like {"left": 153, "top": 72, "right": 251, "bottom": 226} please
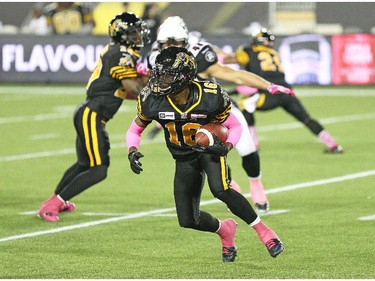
{"left": 267, "top": 83, "right": 295, "bottom": 96}
{"left": 136, "top": 62, "right": 148, "bottom": 76}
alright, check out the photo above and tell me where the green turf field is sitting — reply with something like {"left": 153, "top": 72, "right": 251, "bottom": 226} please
{"left": 1, "top": 84, "right": 374, "bottom": 279}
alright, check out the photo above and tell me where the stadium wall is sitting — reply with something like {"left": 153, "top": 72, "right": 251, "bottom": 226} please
{"left": 1, "top": 34, "right": 375, "bottom": 85}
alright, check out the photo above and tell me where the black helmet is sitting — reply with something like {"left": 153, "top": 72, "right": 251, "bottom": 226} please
{"left": 150, "top": 47, "right": 197, "bottom": 96}
{"left": 109, "top": 12, "right": 150, "bottom": 49}
{"left": 252, "top": 27, "right": 275, "bottom": 45}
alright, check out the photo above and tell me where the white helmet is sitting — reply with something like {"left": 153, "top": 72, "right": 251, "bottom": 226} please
{"left": 156, "top": 16, "right": 189, "bottom": 46}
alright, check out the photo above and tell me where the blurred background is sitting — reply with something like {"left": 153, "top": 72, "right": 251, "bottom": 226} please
{"left": 1, "top": 2, "right": 375, "bottom": 35}
{"left": 1, "top": 2, "right": 375, "bottom": 85}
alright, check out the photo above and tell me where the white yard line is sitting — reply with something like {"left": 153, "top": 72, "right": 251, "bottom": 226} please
{"left": 1, "top": 169, "right": 374, "bottom": 244}
{"left": 1, "top": 112, "right": 375, "bottom": 163}
{"left": 357, "top": 214, "right": 375, "bottom": 221}
{"left": 0, "top": 105, "right": 134, "bottom": 125}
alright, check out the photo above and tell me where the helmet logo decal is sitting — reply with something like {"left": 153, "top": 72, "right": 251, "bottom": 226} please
{"left": 173, "top": 52, "right": 195, "bottom": 70}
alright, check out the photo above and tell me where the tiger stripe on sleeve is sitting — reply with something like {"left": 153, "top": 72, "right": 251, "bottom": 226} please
{"left": 110, "top": 66, "right": 138, "bottom": 80}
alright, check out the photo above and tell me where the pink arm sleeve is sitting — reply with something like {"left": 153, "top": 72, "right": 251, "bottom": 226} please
{"left": 222, "top": 112, "right": 242, "bottom": 147}
{"left": 126, "top": 119, "right": 145, "bottom": 151}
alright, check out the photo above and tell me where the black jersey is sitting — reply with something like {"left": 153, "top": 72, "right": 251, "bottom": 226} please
{"left": 137, "top": 81, "right": 231, "bottom": 160}
{"left": 85, "top": 44, "right": 140, "bottom": 120}
{"left": 235, "top": 45, "right": 290, "bottom": 88}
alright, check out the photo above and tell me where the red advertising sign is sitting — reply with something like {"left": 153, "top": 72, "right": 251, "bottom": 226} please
{"left": 332, "top": 34, "right": 375, "bottom": 85}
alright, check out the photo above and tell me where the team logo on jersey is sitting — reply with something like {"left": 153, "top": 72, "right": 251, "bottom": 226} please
{"left": 204, "top": 51, "right": 216, "bottom": 62}
{"left": 159, "top": 112, "right": 175, "bottom": 120}
{"left": 190, "top": 113, "right": 207, "bottom": 120}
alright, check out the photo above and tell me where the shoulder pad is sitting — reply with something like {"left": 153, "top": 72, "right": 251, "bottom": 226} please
{"left": 189, "top": 41, "right": 213, "bottom": 57}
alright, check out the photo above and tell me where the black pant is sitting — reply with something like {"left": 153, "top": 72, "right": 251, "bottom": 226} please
{"left": 173, "top": 153, "right": 258, "bottom": 233}
{"left": 54, "top": 102, "right": 109, "bottom": 201}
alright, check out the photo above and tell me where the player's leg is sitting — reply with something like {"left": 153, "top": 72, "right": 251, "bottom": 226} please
{"left": 238, "top": 94, "right": 260, "bottom": 148}
{"left": 174, "top": 159, "right": 220, "bottom": 232}
{"left": 53, "top": 161, "right": 86, "bottom": 212}
{"left": 54, "top": 162, "right": 86, "bottom": 195}
{"left": 227, "top": 166, "right": 241, "bottom": 193}
{"left": 58, "top": 106, "right": 109, "bottom": 200}
{"left": 231, "top": 106, "right": 269, "bottom": 212}
{"left": 278, "top": 94, "right": 343, "bottom": 153}
{"left": 173, "top": 158, "right": 237, "bottom": 262}
{"left": 39, "top": 105, "right": 109, "bottom": 222}
{"left": 203, "top": 154, "right": 284, "bottom": 258}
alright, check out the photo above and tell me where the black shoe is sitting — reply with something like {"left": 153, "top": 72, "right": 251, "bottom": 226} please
{"left": 222, "top": 246, "right": 237, "bottom": 262}
{"left": 147, "top": 126, "right": 162, "bottom": 139}
{"left": 324, "top": 145, "right": 344, "bottom": 154}
{"left": 255, "top": 202, "right": 269, "bottom": 214}
{"left": 266, "top": 238, "right": 284, "bottom": 258}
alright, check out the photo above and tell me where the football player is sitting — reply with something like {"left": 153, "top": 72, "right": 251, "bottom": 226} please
{"left": 146, "top": 16, "right": 295, "bottom": 213}
{"left": 38, "top": 12, "right": 150, "bottom": 222}
{"left": 43, "top": 2, "right": 95, "bottom": 34}
{"left": 126, "top": 47, "right": 284, "bottom": 262}
{"left": 224, "top": 28, "right": 344, "bottom": 154}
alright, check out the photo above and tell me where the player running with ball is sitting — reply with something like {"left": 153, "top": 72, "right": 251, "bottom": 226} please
{"left": 126, "top": 47, "right": 284, "bottom": 262}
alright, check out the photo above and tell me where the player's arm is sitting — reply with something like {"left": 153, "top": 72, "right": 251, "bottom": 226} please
{"left": 126, "top": 116, "right": 148, "bottom": 174}
{"left": 222, "top": 53, "right": 239, "bottom": 64}
{"left": 222, "top": 111, "right": 242, "bottom": 150}
{"left": 204, "top": 63, "right": 270, "bottom": 90}
{"left": 126, "top": 90, "right": 153, "bottom": 174}
{"left": 121, "top": 77, "right": 146, "bottom": 99}
{"left": 204, "top": 62, "right": 294, "bottom": 96}
{"left": 194, "top": 88, "right": 242, "bottom": 156}
{"left": 218, "top": 90, "right": 242, "bottom": 150}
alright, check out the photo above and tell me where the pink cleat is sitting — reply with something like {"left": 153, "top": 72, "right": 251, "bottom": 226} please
{"left": 60, "top": 201, "right": 76, "bottom": 212}
{"left": 252, "top": 220, "right": 284, "bottom": 258}
{"left": 38, "top": 194, "right": 64, "bottom": 222}
{"left": 217, "top": 218, "right": 238, "bottom": 262}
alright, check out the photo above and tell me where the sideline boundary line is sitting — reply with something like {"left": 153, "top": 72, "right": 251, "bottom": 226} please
{"left": 1, "top": 169, "right": 374, "bottom": 244}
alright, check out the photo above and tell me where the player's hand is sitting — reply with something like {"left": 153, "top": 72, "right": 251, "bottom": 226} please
{"left": 136, "top": 62, "right": 149, "bottom": 76}
{"left": 128, "top": 151, "right": 144, "bottom": 174}
{"left": 193, "top": 134, "right": 229, "bottom": 156}
{"left": 267, "top": 83, "right": 295, "bottom": 96}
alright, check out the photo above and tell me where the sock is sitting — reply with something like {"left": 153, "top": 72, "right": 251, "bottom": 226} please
{"left": 250, "top": 176, "right": 268, "bottom": 204}
{"left": 216, "top": 220, "right": 230, "bottom": 247}
{"left": 318, "top": 130, "right": 337, "bottom": 149}
{"left": 216, "top": 220, "right": 235, "bottom": 248}
{"left": 251, "top": 218, "right": 278, "bottom": 245}
{"left": 230, "top": 179, "right": 242, "bottom": 193}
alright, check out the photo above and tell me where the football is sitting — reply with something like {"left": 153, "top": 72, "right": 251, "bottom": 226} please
{"left": 195, "top": 122, "right": 228, "bottom": 147}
